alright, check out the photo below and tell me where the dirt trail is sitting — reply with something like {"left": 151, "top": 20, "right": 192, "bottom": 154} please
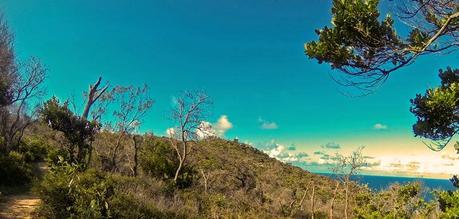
{"left": 0, "top": 194, "right": 41, "bottom": 219}
{"left": 0, "top": 162, "right": 48, "bottom": 219}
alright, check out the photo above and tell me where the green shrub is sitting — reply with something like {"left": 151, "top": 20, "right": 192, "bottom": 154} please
{"left": 46, "top": 147, "right": 71, "bottom": 166}
{"left": 354, "top": 182, "right": 434, "bottom": 218}
{"left": 36, "top": 162, "right": 113, "bottom": 218}
{"left": 18, "top": 138, "right": 49, "bottom": 162}
{"left": 109, "top": 193, "right": 185, "bottom": 219}
{"left": 0, "top": 151, "right": 33, "bottom": 186}
{"left": 437, "top": 190, "right": 459, "bottom": 218}
{"left": 140, "top": 138, "right": 177, "bottom": 180}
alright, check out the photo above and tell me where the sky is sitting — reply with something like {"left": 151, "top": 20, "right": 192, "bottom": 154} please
{"left": 2, "top": 0, "right": 459, "bottom": 178}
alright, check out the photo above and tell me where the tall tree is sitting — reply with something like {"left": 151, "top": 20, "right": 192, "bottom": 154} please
{"left": 331, "top": 147, "right": 367, "bottom": 219}
{"left": 0, "top": 16, "right": 46, "bottom": 152}
{"left": 40, "top": 97, "right": 98, "bottom": 167}
{"left": 305, "top": 0, "right": 459, "bottom": 90}
{"left": 105, "top": 85, "right": 153, "bottom": 172}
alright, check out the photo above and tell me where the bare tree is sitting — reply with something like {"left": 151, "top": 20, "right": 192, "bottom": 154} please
{"left": 106, "top": 85, "right": 153, "bottom": 172}
{"left": 331, "top": 147, "right": 367, "bottom": 219}
{"left": 169, "top": 91, "right": 211, "bottom": 182}
{"left": 0, "top": 59, "right": 46, "bottom": 152}
{"left": 329, "top": 181, "right": 340, "bottom": 219}
{"left": 82, "top": 77, "right": 109, "bottom": 120}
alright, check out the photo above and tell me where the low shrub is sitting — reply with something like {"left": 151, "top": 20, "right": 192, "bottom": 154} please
{"left": 354, "top": 182, "right": 436, "bottom": 218}
{"left": 36, "top": 162, "right": 113, "bottom": 218}
{"left": 0, "top": 151, "right": 33, "bottom": 186}
{"left": 18, "top": 138, "right": 49, "bottom": 162}
{"left": 37, "top": 160, "right": 187, "bottom": 218}
{"left": 109, "top": 193, "right": 185, "bottom": 219}
{"left": 437, "top": 189, "right": 459, "bottom": 218}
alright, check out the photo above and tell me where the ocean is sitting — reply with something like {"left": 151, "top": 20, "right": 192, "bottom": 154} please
{"left": 319, "top": 173, "right": 456, "bottom": 192}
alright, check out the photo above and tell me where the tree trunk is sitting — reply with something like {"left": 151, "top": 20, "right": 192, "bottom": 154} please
{"left": 344, "top": 181, "right": 349, "bottom": 219}
{"left": 82, "top": 77, "right": 108, "bottom": 120}
{"left": 173, "top": 139, "right": 187, "bottom": 182}
{"left": 132, "top": 136, "right": 139, "bottom": 177}
{"left": 330, "top": 181, "right": 340, "bottom": 219}
{"left": 311, "top": 185, "right": 315, "bottom": 219}
{"left": 111, "top": 132, "right": 124, "bottom": 172}
{"left": 174, "top": 158, "right": 184, "bottom": 182}
{"left": 200, "top": 169, "right": 208, "bottom": 193}
{"left": 299, "top": 190, "right": 308, "bottom": 211}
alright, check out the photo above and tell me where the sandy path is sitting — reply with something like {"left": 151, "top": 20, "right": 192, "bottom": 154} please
{"left": 0, "top": 194, "right": 41, "bottom": 219}
{"left": 0, "top": 162, "right": 48, "bottom": 219}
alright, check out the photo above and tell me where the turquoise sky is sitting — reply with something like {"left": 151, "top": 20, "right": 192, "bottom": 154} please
{"left": 2, "top": 0, "right": 458, "bottom": 177}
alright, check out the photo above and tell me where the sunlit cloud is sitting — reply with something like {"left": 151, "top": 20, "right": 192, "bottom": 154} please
{"left": 263, "top": 141, "right": 309, "bottom": 163}
{"left": 214, "top": 115, "right": 233, "bottom": 136}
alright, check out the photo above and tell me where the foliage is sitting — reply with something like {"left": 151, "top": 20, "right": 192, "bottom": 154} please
{"left": 354, "top": 182, "right": 435, "bottom": 218}
{"left": 18, "top": 137, "right": 49, "bottom": 162}
{"left": 39, "top": 97, "right": 98, "bottom": 166}
{"left": 109, "top": 193, "right": 184, "bottom": 219}
{"left": 411, "top": 68, "right": 459, "bottom": 149}
{"left": 306, "top": 0, "right": 459, "bottom": 88}
{"left": 0, "top": 151, "right": 32, "bottom": 186}
{"left": 436, "top": 189, "right": 459, "bottom": 218}
{"left": 36, "top": 162, "right": 114, "bottom": 218}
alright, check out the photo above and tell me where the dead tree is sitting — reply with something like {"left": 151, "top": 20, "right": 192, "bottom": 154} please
{"left": 200, "top": 168, "right": 208, "bottom": 193}
{"left": 331, "top": 147, "right": 367, "bottom": 219}
{"left": 82, "top": 77, "right": 109, "bottom": 120}
{"left": 329, "top": 181, "right": 340, "bottom": 219}
{"left": 0, "top": 59, "right": 45, "bottom": 151}
{"left": 311, "top": 184, "right": 316, "bottom": 219}
{"left": 170, "top": 91, "right": 211, "bottom": 182}
{"left": 131, "top": 135, "right": 141, "bottom": 176}
{"left": 108, "top": 85, "right": 153, "bottom": 172}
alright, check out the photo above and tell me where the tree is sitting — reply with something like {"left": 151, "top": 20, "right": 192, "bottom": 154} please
{"left": 410, "top": 67, "right": 459, "bottom": 151}
{"left": 305, "top": 0, "right": 459, "bottom": 90}
{"left": 331, "top": 147, "right": 367, "bottom": 219}
{"left": 82, "top": 77, "right": 109, "bottom": 120}
{"left": 169, "top": 91, "right": 211, "bottom": 183}
{"left": 0, "top": 15, "right": 46, "bottom": 152}
{"left": 0, "top": 15, "right": 15, "bottom": 107}
{"left": 306, "top": 0, "right": 459, "bottom": 184}
{"left": 40, "top": 97, "right": 98, "bottom": 167}
{"left": 104, "top": 85, "right": 153, "bottom": 172}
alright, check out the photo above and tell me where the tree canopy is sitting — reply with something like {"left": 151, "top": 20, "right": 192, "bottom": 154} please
{"left": 305, "top": 0, "right": 459, "bottom": 90}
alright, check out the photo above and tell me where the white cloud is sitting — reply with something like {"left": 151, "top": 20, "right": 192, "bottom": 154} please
{"left": 264, "top": 141, "right": 308, "bottom": 163}
{"left": 373, "top": 123, "right": 388, "bottom": 130}
{"left": 195, "top": 115, "right": 233, "bottom": 139}
{"left": 196, "top": 121, "right": 217, "bottom": 139}
{"left": 258, "top": 117, "right": 278, "bottom": 130}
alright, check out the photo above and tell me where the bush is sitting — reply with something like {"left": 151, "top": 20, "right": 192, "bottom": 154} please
{"left": 437, "top": 190, "right": 459, "bottom": 218}
{"left": 0, "top": 151, "right": 33, "bottom": 186}
{"left": 109, "top": 193, "right": 185, "bottom": 219}
{"left": 18, "top": 138, "right": 49, "bottom": 162}
{"left": 36, "top": 162, "right": 113, "bottom": 218}
{"left": 354, "top": 182, "right": 435, "bottom": 218}
{"left": 46, "top": 147, "right": 71, "bottom": 166}
{"left": 140, "top": 138, "right": 177, "bottom": 180}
